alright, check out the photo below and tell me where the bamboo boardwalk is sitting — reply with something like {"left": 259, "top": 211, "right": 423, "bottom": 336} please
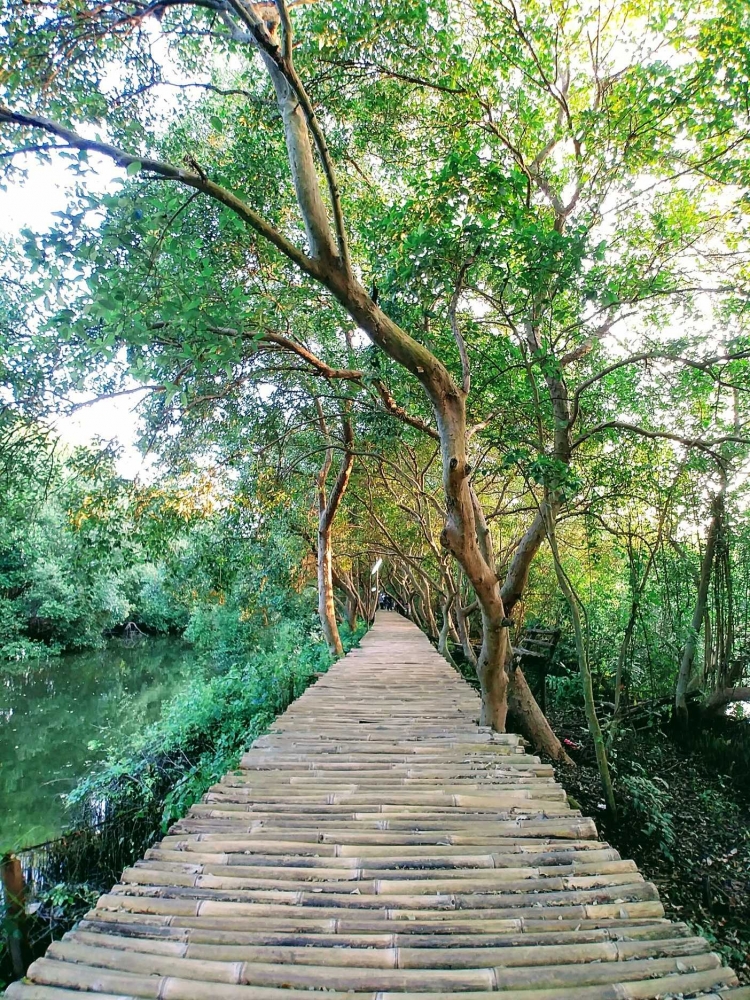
{"left": 7, "top": 612, "right": 748, "bottom": 1000}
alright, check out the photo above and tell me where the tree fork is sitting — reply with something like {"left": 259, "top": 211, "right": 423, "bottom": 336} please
{"left": 0, "top": 19, "right": 563, "bottom": 754}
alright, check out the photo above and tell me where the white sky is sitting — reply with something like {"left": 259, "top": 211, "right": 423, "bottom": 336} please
{"left": 1, "top": 157, "right": 153, "bottom": 480}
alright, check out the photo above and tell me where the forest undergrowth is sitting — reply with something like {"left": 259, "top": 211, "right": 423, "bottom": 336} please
{"left": 450, "top": 646, "right": 750, "bottom": 981}
{"left": 549, "top": 708, "right": 750, "bottom": 983}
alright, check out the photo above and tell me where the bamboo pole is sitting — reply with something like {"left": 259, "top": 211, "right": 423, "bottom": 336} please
{"left": 2, "top": 852, "right": 29, "bottom": 978}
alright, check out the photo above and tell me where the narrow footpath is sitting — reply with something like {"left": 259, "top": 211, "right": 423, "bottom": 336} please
{"left": 7, "top": 612, "right": 748, "bottom": 1000}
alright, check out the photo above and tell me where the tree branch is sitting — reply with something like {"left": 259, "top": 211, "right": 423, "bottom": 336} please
{"left": 568, "top": 349, "right": 750, "bottom": 429}
{"left": 448, "top": 259, "right": 474, "bottom": 395}
{"left": 224, "top": 0, "right": 350, "bottom": 268}
{"left": 323, "top": 404, "right": 354, "bottom": 529}
{"left": 0, "top": 105, "right": 317, "bottom": 276}
{"left": 572, "top": 420, "right": 750, "bottom": 465}
{"left": 371, "top": 380, "right": 440, "bottom": 440}
{"left": 207, "top": 324, "right": 440, "bottom": 438}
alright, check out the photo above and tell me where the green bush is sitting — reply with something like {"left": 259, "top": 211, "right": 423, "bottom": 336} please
{"left": 127, "top": 564, "right": 189, "bottom": 634}
{"left": 183, "top": 602, "right": 258, "bottom": 662}
{"left": 547, "top": 672, "right": 583, "bottom": 709}
{"left": 68, "top": 616, "right": 367, "bottom": 828}
{"left": 617, "top": 763, "right": 676, "bottom": 860}
{"left": 0, "top": 596, "right": 48, "bottom": 660}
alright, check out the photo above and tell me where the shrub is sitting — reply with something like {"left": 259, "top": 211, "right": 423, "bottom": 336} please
{"left": 68, "top": 616, "right": 366, "bottom": 829}
{"left": 127, "top": 564, "right": 189, "bottom": 634}
{"left": 617, "top": 763, "right": 676, "bottom": 860}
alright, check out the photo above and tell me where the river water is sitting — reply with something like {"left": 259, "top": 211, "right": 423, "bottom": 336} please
{"left": 0, "top": 638, "right": 196, "bottom": 852}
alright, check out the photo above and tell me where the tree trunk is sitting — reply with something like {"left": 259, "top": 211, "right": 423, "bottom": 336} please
{"left": 703, "top": 686, "right": 750, "bottom": 713}
{"left": 609, "top": 604, "right": 637, "bottom": 749}
{"left": 456, "top": 602, "right": 478, "bottom": 667}
{"left": 318, "top": 522, "right": 343, "bottom": 656}
{"left": 613, "top": 606, "right": 636, "bottom": 716}
{"left": 421, "top": 581, "right": 438, "bottom": 638}
{"left": 315, "top": 403, "right": 355, "bottom": 657}
{"left": 507, "top": 665, "right": 572, "bottom": 763}
{"left": 437, "top": 595, "right": 459, "bottom": 669}
{"left": 332, "top": 566, "right": 362, "bottom": 633}
{"left": 448, "top": 612, "right": 460, "bottom": 645}
{"left": 498, "top": 503, "right": 573, "bottom": 761}
{"left": 547, "top": 518, "right": 615, "bottom": 808}
{"left": 250, "top": 53, "right": 554, "bottom": 746}
{"left": 279, "top": 48, "right": 568, "bottom": 756}
{"left": 675, "top": 489, "right": 725, "bottom": 722}
{"left": 346, "top": 593, "right": 358, "bottom": 632}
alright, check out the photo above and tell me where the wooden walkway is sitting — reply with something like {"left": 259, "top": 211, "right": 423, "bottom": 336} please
{"left": 7, "top": 612, "right": 748, "bottom": 1000}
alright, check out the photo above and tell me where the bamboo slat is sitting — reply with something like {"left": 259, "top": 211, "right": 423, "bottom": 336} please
{"left": 5, "top": 612, "right": 740, "bottom": 1000}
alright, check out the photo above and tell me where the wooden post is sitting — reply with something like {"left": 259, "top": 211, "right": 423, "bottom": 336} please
{"left": 1, "top": 853, "right": 28, "bottom": 978}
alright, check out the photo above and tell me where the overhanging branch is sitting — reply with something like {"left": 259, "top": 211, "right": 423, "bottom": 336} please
{"left": 0, "top": 105, "right": 316, "bottom": 277}
{"left": 207, "top": 324, "right": 440, "bottom": 438}
{"left": 572, "top": 419, "right": 750, "bottom": 467}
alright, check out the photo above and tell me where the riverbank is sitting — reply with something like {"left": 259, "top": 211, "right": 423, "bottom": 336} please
{"left": 549, "top": 707, "right": 750, "bottom": 983}
{"left": 0, "top": 618, "right": 367, "bottom": 990}
{"left": 0, "top": 637, "right": 196, "bottom": 851}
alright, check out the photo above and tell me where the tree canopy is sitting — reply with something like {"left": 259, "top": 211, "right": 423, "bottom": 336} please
{"left": 2, "top": 0, "right": 750, "bottom": 768}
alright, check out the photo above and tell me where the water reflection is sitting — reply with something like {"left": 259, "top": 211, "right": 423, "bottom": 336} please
{"left": 0, "top": 638, "right": 195, "bottom": 852}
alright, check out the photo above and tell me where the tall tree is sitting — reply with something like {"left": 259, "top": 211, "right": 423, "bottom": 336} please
{"left": 3, "top": 0, "right": 750, "bottom": 756}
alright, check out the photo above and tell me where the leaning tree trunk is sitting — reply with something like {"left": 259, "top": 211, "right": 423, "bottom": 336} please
{"left": 316, "top": 403, "right": 355, "bottom": 657}
{"left": 266, "top": 29, "right": 566, "bottom": 756}
{"left": 437, "top": 594, "right": 459, "bottom": 668}
{"left": 675, "top": 488, "right": 725, "bottom": 723}
{"left": 429, "top": 399, "right": 512, "bottom": 729}
{"left": 499, "top": 506, "right": 572, "bottom": 761}
{"left": 254, "top": 52, "right": 555, "bottom": 746}
{"left": 703, "top": 686, "right": 750, "bottom": 713}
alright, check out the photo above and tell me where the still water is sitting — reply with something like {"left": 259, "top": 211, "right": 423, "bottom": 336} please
{"left": 0, "top": 638, "right": 196, "bottom": 852}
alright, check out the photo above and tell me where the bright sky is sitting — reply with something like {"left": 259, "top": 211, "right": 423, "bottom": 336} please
{"left": 0, "top": 156, "right": 154, "bottom": 480}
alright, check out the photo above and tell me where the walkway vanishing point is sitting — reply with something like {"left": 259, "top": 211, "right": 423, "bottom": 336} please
{"left": 7, "top": 612, "right": 749, "bottom": 1000}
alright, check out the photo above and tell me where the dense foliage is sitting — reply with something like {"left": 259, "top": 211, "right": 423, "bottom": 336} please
{"left": 0, "top": 419, "right": 183, "bottom": 659}
{"left": 0, "top": 412, "right": 324, "bottom": 661}
{"left": 1, "top": 0, "right": 750, "bottom": 982}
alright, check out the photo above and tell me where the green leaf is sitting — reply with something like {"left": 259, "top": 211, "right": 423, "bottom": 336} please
{"left": 126, "top": 161, "right": 142, "bottom": 176}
